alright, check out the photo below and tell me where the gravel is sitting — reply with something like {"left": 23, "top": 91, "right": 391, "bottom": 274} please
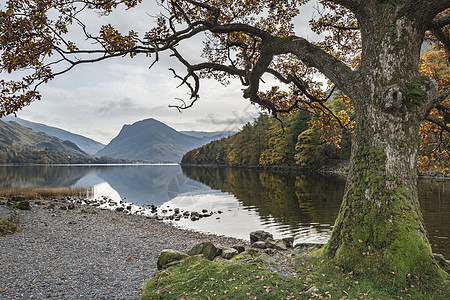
{"left": 0, "top": 200, "right": 247, "bottom": 299}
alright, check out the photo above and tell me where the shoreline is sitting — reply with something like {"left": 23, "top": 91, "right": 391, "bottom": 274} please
{"left": 181, "top": 163, "right": 450, "bottom": 181}
{"left": 0, "top": 199, "right": 247, "bottom": 299}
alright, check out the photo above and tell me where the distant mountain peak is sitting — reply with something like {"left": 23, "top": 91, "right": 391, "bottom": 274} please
{"left": 96, "top": 118, "right": 233, "bottom": 162}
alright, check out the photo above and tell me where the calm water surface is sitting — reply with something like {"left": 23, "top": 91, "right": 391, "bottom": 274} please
{"left": 0, "top": 164, "right": 448, "bottom": 257}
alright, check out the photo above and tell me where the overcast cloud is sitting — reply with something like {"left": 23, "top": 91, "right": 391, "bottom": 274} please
{"left": 0, "top": 1, "right": 321, "bottom": 144}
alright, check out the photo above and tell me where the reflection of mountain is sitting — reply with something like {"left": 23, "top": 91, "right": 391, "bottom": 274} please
{"left": 94, "top": 165, "right": 208, "bottom": 206}
{"left": 0, "top": 165, "right": 93, "bottom": 187}
{"left": 181, "top": 166, "right": 346, "bottom": 230}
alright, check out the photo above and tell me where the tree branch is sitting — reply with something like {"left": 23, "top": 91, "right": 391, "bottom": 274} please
{"left": 425, "top": 116, "right": 450, "bottom": 133}
{"left": 268, "top": 36, "right": 359, "bottom": 103}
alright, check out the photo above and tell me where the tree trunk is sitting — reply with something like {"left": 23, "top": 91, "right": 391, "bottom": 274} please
{"left": 323, "top": 4, "right": 446, "bottom": 281}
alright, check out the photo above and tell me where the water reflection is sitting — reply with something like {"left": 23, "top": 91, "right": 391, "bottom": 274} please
{"left": 180, "top": 166, "right": 449, "bottom": 257}
{"left": 180, "top": 167, "right": 344, "bottom": 238}
{"left": 0, "top": 164, "right": 202, "bottom": 206}
{"left": 0, "top": 165, "right": 448, "bottom": 257}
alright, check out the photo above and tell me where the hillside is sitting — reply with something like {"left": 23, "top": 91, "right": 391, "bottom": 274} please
{"left": 2, "top": 116, "right": 105, "bottom": 154}
{"left": 0, "top": 120, "right": 128, "bottom": 164}
{"left": 182, "top": 112, "right": 351, "bottom": 169}
{"left": 96, "top": 118, "right": 215, "bottom": 162}
{"left": 0, "top": 119, "right": 89, "bottom": 163}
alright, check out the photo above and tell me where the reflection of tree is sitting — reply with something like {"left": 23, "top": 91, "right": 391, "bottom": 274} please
{"left": 0, "top": 165, "right": 91, "bottom": 187}
{"left": 418, "top": 180, "right": 450, "bottom": 257}
{"left": 181, "top": 166, "right": 346, "bottom": 231}
{"left": 183, "top": 166, "right": 449, "bottom": 257}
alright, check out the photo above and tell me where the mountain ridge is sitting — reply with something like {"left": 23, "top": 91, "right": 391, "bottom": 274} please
{"left": 2, "top": 116, "right": 105, "bottom": 155}
{"left": 96, "top": 118, "right": 233, "bottom": 162}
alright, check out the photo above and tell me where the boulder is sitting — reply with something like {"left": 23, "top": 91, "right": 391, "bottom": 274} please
{"left": 232, "top": 245, "right": 246, "bottom": 253}
{"left": 258, "top": 252, "right": 276, "bottom": 264}
{"left": 183, "top": 254, "right": 206, "bottom": 267}
{"left": 157, "top": 249, "right": 189, "bottom": 270}
{"left": 221, "top": 247, "right": 239, "bottom": 259}
{"left": 265, "top": 238, "right": 287, "bottom": 250}
{"left": 187, "top": 242, "right": 218, "bottom": 260}
{"left": 251, "top": 241, "right": 266, "bottom": 249}
{"left": 250, "top": 230, "right": 273, "bottom": 244}
{"left": 8, "top": 198, "right": 31, "bottom": 210}
{"left": 433, "top": 253, "right": 450, "bottom": 273}
{"left": 290, "top": 253, "right": 313, "bottom": 269}
{"left": 231, "top": 251, "right": 253, "bottom": 262}
{"left": 281, "top": 237, "right": 294, "bottom": 248}
{"left": 293, "top": 242, "right": 325, "bottom": 252}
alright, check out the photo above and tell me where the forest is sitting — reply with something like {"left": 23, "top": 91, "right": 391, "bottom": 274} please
{"left": 183, "top": 47, "right": 450, "bottom": 174}
{"left": 182, "top": 109, "right": 351, "bottom": 170}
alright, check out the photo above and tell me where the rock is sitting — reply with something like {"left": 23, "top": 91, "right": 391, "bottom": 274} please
{"left": 202, "top": 209, "right": 208, "bottom": 213}
{"left": 221, "top": 247, "right": 239, "bottom": 259}
{"left": 433, "top": 253, "right": 450, "bottom": 273}
{"left": 157, "top": 249, "right": 189, "bottom": 270}
{"left": 190, "top": 215, "right": 200, "bottom": 221}
{"left": 307, "top": 286, "right": 319, "bottom": 293}
{"left": 293, "top": 242, "right": 325, "bottom": 252}
{"left": 264, "top": 248, "right": 276, "bottom": 255}
{"left": 11, "top": 195, "right": 26, "bottom": 202}
{"left": 9, "top": 198, "right": 31, "bottom": 210}
{"left": 183, "top": 211, "right": 190, "bottom": 216}
{"left": 290, "top": 253, "right": 313, "bottom": 269}
{"left": 187, "top": 242, "right": 218, "bottom": 260}
{"left": 281, "top": 237, "right": 294, "bottom": 248}
{"left": 59, "top": 206, "right": 68, "bottom": 210}
{"left": 250, "top": 230, "right": 273, "bottom": 244}
{"left": 115, "top": 207, "right": 124, "bottom": 212}
{"left": 68, "top": 204, "right": 75, "bottom": 210}
{"left": 174, "top": 208, "right": 180, "bottom": 214}
{"left": 265, "top": 238, "right": 287, "bottom": 250}
{"left": 251, "top": 241, "right": 266, "bottom": 249}
{"left": 231, "top": 251, "right": 253, "bottom": 262}
{"left": 258, "top": 252, "right": 276, "bottom": 264}
{"left": 232, "top": 245, "right": 246, "bottom": 253}
{"left": 183, "top": 254, "right": 206, "bottom": 267}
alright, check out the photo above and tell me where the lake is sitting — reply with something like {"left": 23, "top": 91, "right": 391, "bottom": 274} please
{"left": 0, "top": 164, "right": 448, "bottom": 258}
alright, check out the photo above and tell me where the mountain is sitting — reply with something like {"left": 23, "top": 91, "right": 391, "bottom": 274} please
{"left": 2, "top": 116, "right": 105, "bottom": 155}
{"left": 181, "top": 131, "right": 235, "bottom": 140}
{"left": 0, "top": 120, "right": 128, "bottom": 164}
{"left": 96, "top": 118, "right": 221, "bottom": 162}
{"left": 0, "top": 119, "right": 90, "bottom": 162}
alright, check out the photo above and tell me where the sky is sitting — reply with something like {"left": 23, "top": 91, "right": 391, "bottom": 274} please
{"left": 0, "top": 1, "right": 321, "bottom": 145}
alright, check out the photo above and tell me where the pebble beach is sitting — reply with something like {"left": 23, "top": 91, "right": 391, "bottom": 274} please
{"left": 0, "top": 200, "right": 246, "bottom": 299}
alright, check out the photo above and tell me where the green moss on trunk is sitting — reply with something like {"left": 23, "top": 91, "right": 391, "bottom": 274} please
{"left": 324, "top": 143, "right": 447, "bottom": 284}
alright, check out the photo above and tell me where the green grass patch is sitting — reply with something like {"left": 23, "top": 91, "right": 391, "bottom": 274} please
{"left": 141, "top": 254, "right": 450, "bottom": 299}
{"left": 0, "top": 212, "right": 21, "bottom": 235}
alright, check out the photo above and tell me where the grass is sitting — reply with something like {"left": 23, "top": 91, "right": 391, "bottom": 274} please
{"left": 0, "top": 211, "right": 21, "bottom": 236}
{"left": 141, "top": 254, "right": 450, "bottom": 300}
{"left": 0, "top": 187, "right": 93, "bottom": 200}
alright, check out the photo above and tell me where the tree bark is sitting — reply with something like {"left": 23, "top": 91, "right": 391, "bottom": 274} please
{"left": 322, "top": 2, "right": 446, "bottom": 280}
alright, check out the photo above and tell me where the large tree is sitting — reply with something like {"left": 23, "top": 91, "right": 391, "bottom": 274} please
{"left": 1, "top": 0, "right": 449, "bottom": 283}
